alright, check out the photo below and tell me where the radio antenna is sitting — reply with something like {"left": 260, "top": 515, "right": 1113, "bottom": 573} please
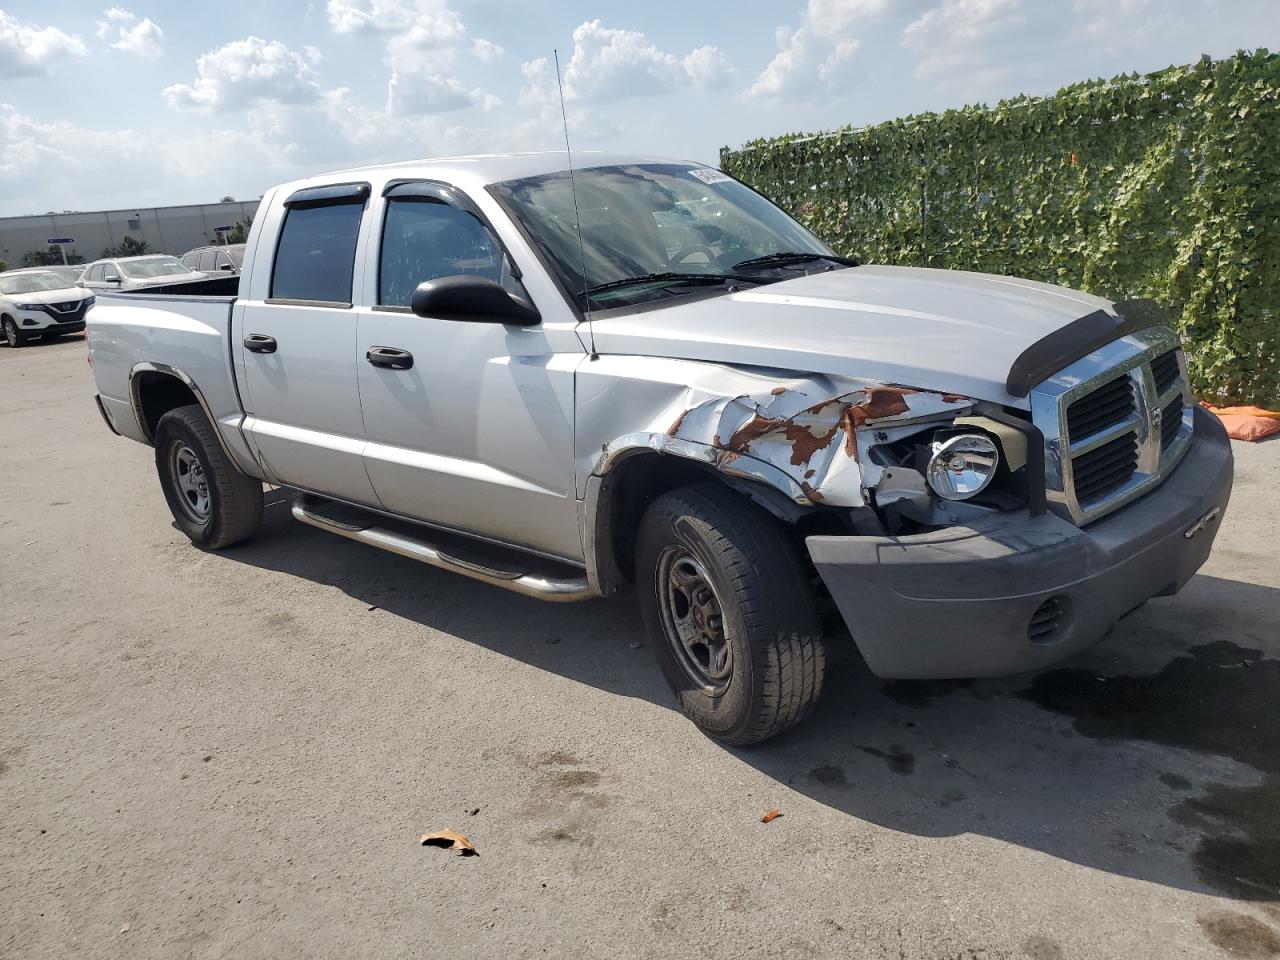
{"left": 553, "top": 48, "right": 596, "bottom": 358}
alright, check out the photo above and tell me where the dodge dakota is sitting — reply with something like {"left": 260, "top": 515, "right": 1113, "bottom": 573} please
{"left": 87, "top": 154, "right": 1233, "bottom": 744}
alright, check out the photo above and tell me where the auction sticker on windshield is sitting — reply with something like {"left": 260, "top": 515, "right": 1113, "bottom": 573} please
{"left": 688, "top": 168, "right": 733, "bottom": 184}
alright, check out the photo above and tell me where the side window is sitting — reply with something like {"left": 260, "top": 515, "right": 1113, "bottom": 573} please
{"left": 198, "top": 251, "right": 218, "bottom": 272}
{"left": 378, "top": 200, "right": 505, "bottom": 307}
{"left": 180, "top": 253, "right": 195, "bottom": 269}
{"left": 271, "top": 198, "right": 366, "bottom": 304}
{"left": 85, "top": 264, "right": 101, "bottom": 281}
{"left": 103, "top": 262, "right": 119, "bottom": 280}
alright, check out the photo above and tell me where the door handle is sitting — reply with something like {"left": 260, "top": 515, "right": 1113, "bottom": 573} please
{"left": 244, "top": 334, "right": 277, "bottom": 354}
{"left": 366, "top": 346, "right": 414, "bottom": 370}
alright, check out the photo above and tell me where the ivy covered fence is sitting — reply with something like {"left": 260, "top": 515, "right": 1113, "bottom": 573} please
{"left": 720, "top": 51, "right": 1280, "bottom": 406}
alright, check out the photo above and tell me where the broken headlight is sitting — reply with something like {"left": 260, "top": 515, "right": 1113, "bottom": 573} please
{"left": 925, "top": 433, "right": 999, "bottom": 500}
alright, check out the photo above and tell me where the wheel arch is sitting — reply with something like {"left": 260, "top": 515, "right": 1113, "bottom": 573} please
{"left": 128, "top": 362, "right": 248, "bottom": 472}
{"left": 582, "top": 436, "right": 828, "bottom": 597}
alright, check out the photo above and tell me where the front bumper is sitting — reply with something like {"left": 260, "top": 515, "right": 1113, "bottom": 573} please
{"left": 807, "top": 406, "right": 1234, "bottom": 679}
{"left": 15, "top": 310, "right": 85, "bottom": 333}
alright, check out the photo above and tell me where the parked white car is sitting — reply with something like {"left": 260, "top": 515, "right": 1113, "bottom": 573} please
{"left": 80, "top": 255, "right": 207, "bottom": 293}
{"left": 86, "top": 154, "right": 1233, "bottom": 744}
{"left": 2, "top": 265, "right": 88, "bottom": 287}
{"left": 0, "top": 270, "right": 94, "bottom": 346}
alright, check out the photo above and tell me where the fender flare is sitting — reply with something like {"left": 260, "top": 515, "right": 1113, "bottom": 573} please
{"left": 127, "top": 361, "right": 252, "bottom": 474}
{"left": 581, "top": 432, "right": 816, "bottom": 597}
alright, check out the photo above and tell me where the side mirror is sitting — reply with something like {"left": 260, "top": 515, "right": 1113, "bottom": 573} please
{"left": 410, "top": 275, "right": 539, "bottom": 326}
{"left": 220, "top": 263, "right": 235, "bottom": 272}
{"left": 104, "top": 275, "right": 121, "bottom": 285}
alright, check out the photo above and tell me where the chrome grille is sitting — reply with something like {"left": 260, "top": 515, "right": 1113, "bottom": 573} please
{"left": 1072, "top": 433, "right": 1139, "bottom": 503}
{"left": 1159, "top": 396, "right": 1184, "bottom": 453}
{"left": 1029, "top": 325, "right": 1193, "bottom": 525}
{"left": 1150, "top": 350, "right": 1181, "bottom": 396}
{"left": 1066, "top": 374, "right": 1135, "bottom": 438}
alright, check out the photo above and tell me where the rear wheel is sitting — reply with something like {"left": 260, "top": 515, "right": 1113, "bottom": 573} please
{"left": 154, "top": 404, "right": 263, "bottom": 548}
{"left": 637, "top": 484, "right": 826, "bottom": 746}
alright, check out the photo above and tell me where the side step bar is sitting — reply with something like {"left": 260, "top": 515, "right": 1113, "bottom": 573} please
{"left": 290, "top": 494, "right": 596, "bottom": 603}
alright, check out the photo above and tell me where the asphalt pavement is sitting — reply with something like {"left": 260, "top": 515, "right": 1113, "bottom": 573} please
{"left": 3, "top": 336, "right": 1278, "bottom": 959}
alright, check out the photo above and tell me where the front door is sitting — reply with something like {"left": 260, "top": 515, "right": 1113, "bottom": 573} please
{"left": 354, "top": 183, "right": 584, "bottom": 560}
{"left": 234, "top": 182, "right": 379, "bottom": 505}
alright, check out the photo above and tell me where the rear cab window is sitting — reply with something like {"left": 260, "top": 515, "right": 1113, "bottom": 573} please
{"left": 270, "top": 182, "right": 370, "bottom": 306}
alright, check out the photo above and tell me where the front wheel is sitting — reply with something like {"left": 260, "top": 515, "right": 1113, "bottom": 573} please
{"left": 154, "top": 404, "right": 263, "bottom": 548}
{"left": 3, "top": 318, "right": 24, "bottom": 348}
{"left": 637, "top": 484, "right": 826, "bottom": 746}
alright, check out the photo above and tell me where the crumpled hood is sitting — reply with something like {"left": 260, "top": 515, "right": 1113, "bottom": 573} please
{"left": 588, "top": 265, "right": 1116, "bottom": 408}
{"left": 7, "top": 286, "right": 87, "bottom": 306}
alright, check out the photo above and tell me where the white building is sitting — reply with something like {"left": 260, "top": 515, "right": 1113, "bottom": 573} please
{"left": 0, "top": 199, "right": 262, "bottom": 267}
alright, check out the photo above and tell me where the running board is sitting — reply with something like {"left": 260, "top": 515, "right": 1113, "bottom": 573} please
{"left": 290, "top": 494, "right": 595, "bottom": 602}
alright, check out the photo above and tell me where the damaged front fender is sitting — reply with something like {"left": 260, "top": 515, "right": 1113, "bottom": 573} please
{"left": 589, "top": 366, "right": 974, "bottom": 509}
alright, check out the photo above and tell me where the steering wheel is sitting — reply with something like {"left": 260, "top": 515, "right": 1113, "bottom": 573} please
{"left": 669, "top": 244, "right": 718, "bottom": 267}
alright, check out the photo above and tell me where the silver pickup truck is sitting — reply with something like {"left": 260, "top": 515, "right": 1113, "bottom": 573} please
{"left": 88, "top": 153, "right": 1233, "bottom": 745}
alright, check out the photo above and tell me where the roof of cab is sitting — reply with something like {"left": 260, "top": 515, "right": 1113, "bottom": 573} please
{"left": 272, "top": 152, "right": 706, "bottom": 198}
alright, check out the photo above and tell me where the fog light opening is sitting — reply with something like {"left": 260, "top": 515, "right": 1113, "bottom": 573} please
{"left": 1028, "top": 595, "right": 1073, "bottom": 645}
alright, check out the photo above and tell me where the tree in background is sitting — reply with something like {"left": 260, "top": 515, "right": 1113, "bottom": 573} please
{"left": 24, "top": 247, "right": 86, "bottom": 267}
{"left": 100, "top": 236, "right": 151, "bottom": 258}
{"left": 0, "top": 259, "right": 7, "bottom": 272}
{"left": 226, "top": 215, "right": 253, "bottom": 244}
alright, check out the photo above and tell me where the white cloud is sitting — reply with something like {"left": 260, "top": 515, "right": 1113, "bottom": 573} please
{"left": 386, "top": 71, "right": 494, "bottom": 115}
{"left": 471, "top": 37, "right": 503, "bottom": 62}
{"left": 0, "top": 103, "right": 292, "bottom": 214}
{"left": 1071, "top": 0, "right": 1280, "bottom": 57}
{"left": 744, "top": 0, "right": 891, "bottom": 99}
{"left": 163, "top": 37, "right": 322, "bottom": 111}
{"left": 903, "top": 0, "right": 1025, "bottom": 92}
{"left": 0, "top": 11, "right": 87, "bottom": 78}
{"left": 324, "top": 0, "right": 500, "bottom": 118}
{"left": 520, "top": 20, "right": 732, "bottom": 107}
{"left": 95, "top": 7, "right": 164, "bottom": 59}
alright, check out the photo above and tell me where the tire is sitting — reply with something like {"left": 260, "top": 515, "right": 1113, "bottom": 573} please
{"left": 154, "top": 404, "right": 263, "bottom": 548}
{"left": 636, "top": 484, "right": 826, "bottom": 746}
{"left": 3, "top": 317, "right": 24, "bottom": 348}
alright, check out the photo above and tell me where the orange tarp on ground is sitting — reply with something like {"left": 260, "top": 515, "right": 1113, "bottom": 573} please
{"left": 1201, "top": 403, "right": 1280, "bottom": 442}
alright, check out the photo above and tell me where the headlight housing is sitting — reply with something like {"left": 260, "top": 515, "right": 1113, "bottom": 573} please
{"left": 925, "top": 433, "right": 999, "bottom": 500}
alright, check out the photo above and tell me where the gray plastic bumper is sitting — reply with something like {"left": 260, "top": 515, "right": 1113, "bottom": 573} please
{"left": 807, "top": 406, "right": 1234, "bottom": 679}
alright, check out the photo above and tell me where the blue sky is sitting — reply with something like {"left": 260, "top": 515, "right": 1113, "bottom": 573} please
{"left": 1, "top": 0, "right": 1276, "bottom": 215}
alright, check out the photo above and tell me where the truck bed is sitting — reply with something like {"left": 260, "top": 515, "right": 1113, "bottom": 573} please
{"left": 87, "top": 280, "right": 258, "bottom": 474}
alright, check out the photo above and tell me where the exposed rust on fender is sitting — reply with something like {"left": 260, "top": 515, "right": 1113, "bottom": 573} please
{"left": 652, "top": 379, "right": 974, "bottom": 510}
{"left": 800, "top": 481, "right": 825, "bottom": 502}
{"left": 722, "top": 411, "right": 786, "bottom": 453}
{"left": 847, "top": 387, "right": 913, "bottom": 428}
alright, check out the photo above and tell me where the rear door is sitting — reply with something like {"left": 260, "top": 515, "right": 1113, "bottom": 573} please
{"left": 353, "top": 180, "right": 584, "bottom": 560}
{"left": 233, "top": 181, "right": 380, "bottom": 505}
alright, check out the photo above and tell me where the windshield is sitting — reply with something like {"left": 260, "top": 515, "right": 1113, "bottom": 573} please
{"left": 120, "top": 257, "right": 191, "bottom": 279}
{"left": 492, "top": 164, "right": 837, "bottom": 309}
{"left": 0, "top": 272, "right": 70, "bottom": 295}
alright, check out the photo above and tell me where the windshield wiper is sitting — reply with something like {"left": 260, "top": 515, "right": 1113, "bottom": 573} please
{"left": 585, "top": 272, "right": 759, "bottom": 296}
{"left": 732, "top": 251, "right": 860, "bottom": 270}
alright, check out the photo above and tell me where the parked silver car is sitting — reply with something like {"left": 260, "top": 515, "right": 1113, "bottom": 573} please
{"left": 80, "top": 255, "right": 207, "bottom": 293}
{"left": 180, "top": 244, "right": 245, "bottom": 276}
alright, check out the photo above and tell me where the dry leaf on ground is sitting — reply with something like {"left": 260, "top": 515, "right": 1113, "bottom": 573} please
{"left": 760, "top": 809, "right": 782, "bottom": 824}
{"left": 419, "top": 829, "right": 478, "bottom": 856}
